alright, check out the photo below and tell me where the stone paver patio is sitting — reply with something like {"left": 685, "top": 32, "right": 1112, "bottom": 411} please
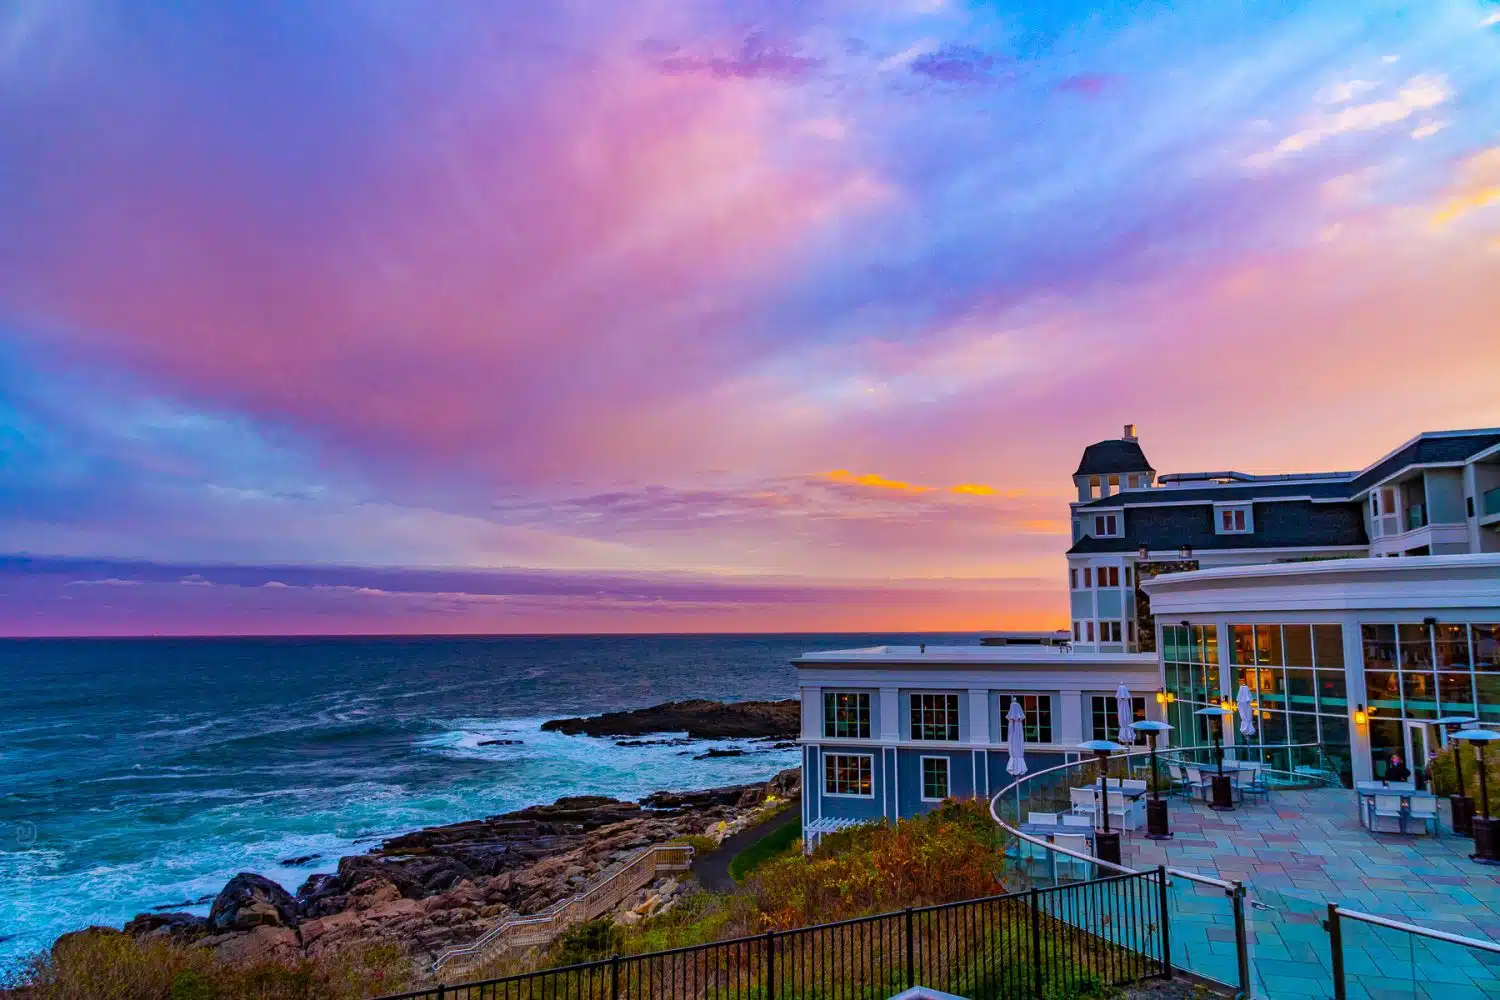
{"left": 1121, "top": 787, "right": 1500, "bottom": 999}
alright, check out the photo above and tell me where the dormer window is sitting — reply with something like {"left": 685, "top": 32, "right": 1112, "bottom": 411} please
{"left": 1216, "top": 505, "right": 1253, "bottom": 534}
{"left": 1093, "top": 513, "right": 1122, "bottom": 537}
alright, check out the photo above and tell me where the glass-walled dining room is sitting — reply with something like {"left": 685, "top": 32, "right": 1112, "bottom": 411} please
{"left": 1229, "top": 623, "right": 1352, "bottom": 786}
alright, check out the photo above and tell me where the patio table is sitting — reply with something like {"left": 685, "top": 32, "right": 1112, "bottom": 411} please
{"left": 1355, "top": 782, "right": 1439, "bottom": 836}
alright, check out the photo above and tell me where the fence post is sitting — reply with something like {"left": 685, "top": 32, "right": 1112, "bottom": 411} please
{"left": 1231, "top": 882, "right": 1250, "bottom": 999}
{"left": 905, "top": 907, "right": 915, "bottom": 989}
{"left": 1029, "top": 887, "right": 1043, "bottom": 1000}
{"left": 611, "top": 953, "right": 621, "bottom": 1000}
{"left": 436, "top": 986, "right": 445, "bottom": 1000}
{"left": 1324, "top": 904, "right": 1346, "bottom": 1000}
{"left": 765, "top": 929, "right": 776, "bottom": 1000}
{"left": 1156, "top": 866, "right": 1172, "bottom": 980}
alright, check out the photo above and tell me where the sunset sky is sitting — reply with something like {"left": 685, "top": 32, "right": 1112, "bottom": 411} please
{"left": 3, "top": 0, "right": 1499, "bottom": 635}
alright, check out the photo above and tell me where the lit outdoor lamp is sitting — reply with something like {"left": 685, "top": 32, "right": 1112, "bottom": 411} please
{"left": 1436, "top": 716, "right": 1478, "bottom": 836}
{"left": 1452, "top": 729, "right": 1500, "bottom": 863}
{"left": 1194, "top": 705, "right": 1236, "bottom": 810}
{"left": 1353, "top": 704, "right": 1368, "bottom": 726}
{"left": 1078, "top": 739, "right": 1128, "bottom": 866}
{"left": 1133, "top": 720, "right": 1174, "bottom": 839}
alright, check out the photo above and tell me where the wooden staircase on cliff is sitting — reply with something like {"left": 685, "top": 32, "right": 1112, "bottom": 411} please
{"left": 430, "top": 842, "right": 694, "bottom": 978}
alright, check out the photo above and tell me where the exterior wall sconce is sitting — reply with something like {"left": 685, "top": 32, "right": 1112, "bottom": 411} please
{"left": 1354, "top": 704, "right": 1368, "bottom": 726}
{"left": 1156, "top": 688, "right": 1167, "bottom": 705}
{"left": 1219, "top": 698, "right": 1234, "bottom": 713}
{"left": 1138, "top": 544, "right": 1150, "bottom": 560}
{"left": 1179, "top": 545, "right": 1193, "bottom": 559}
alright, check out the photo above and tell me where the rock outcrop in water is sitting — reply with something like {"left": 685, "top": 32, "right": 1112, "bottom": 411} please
{"left": 118, "top": 768, "right": 801, "bottom": 968}
{"left": 541, "top": 698, "right": 799, "bottom": 739}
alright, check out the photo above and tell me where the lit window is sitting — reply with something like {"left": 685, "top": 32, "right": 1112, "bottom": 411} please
{"left": 824, "top": 754, "right": 873, "bottom": 797}
{"left": 822, "top": 692, "right": 871, "bottom": 739}
{"left": 920, "top": 757, "right": 950, "bottom": 801}
{"left": 1100, "top": 566, "right": 1120, "bottom": 587}
{"left": 1127, "top": 475, "right": 1139, "bottom": 489}
{"left": 910, "top": 693, "right": 960, "bottom": 741}
{"left": 1090, "top": 696, "right": 1147, "bottom": 741}
{"left": 999, "top": 694, "right": 1054, "bottom": 742}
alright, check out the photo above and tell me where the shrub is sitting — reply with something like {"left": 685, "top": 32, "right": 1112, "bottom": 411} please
{"left": 727, "top": 822, "right": 801, "bottom": 883}
{"left": 670, "top": 833, "right": 718, "bottom": 855}
{"left": 750, "top": 798, "right": 1008, "bottom": 928}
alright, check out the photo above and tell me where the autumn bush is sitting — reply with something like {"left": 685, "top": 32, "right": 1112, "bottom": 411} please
{"left": 750, "top": 798, "right": 1008, "bottom": 928}
{"left": 11, "top": 929, "right": 415, "bottom": 1000}
{"left": 1428, "top": 744, "right": 1500, "bottom": 804}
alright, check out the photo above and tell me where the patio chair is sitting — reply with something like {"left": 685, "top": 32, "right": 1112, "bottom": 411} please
{"left": 1369, "top": 794, "right": 1405, "bottom": 834}
{"left": 1069, "top": 786, "right": 1098, "bottom": 819}
{"left": 1240, "top": 768, "right": 1270, "bottom": 805}
{"left": 1184, "top": 766, "right": 1211, "bottom": 801}
{"left": 1061, "top": 814, "right": 1092, "bottom": 827}
{"left": 1051, "top": 833, "right": 1093, "bottom": 880}
{"left": 1105, "top": 790, "right": 1133, "bottom": 831}
{"left": 1406, "top": 797, "right": 1437, "bottom": 836}
{"left": 1166, "top": 763, "right": 1192, "bottom": 799}
{"left": 1027, "top": 811, "right": 1059, "bottom": 826}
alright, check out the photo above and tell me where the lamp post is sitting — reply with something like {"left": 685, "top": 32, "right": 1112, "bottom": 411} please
{"left": 1078, "top": 739, "right": 1127, "bottom": 865}
{"left": 1453, "top": 730, "right": 1500, "bottom": 863}
{"left": 1194, "top": 705, "right": 1236, "bottom": 810}
{"left": 1134, "top": 720, "right": 1174, "bottom": 839}
{"left": 1436, "top": 715, "right": 1478, "bottom": 836}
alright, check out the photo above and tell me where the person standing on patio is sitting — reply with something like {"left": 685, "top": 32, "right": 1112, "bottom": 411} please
{"left": 1385, "top": 755, "right": 1410, "bottom": 783}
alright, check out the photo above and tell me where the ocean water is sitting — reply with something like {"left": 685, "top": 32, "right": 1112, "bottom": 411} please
{"left": 0, "top": 632, "right": 968, "bottom": 967}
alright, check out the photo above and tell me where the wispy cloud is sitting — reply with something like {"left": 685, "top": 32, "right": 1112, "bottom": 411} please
{"left": 1246, "top": 74, "right": 1451, "bottom": 166}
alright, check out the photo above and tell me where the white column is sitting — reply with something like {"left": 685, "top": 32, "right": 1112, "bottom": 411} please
{"left": 801, "top": 686, "right": 822, "bottom": 740}
{"left": 1059, "top": 689, "right": 1085, "bottom": 746}
{"left": 879, "top": 687, "right": 900, "bottom": 741}
{"left": 1343, "top": 616, "right": 1374, "bottom": 784}
{"left": 967, "top": 688, "right": 990, "bottom": 745}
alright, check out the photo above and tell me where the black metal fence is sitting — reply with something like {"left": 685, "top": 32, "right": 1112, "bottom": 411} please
{"left": 375, "top": 869, "right": 1169, "bottom": 1000}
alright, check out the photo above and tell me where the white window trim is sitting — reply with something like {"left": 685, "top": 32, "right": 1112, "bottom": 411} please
{"left": 822, "top": 690, "right": 873, "bottom": 741}
{"left": 908, "top": 690, "right": 962, "bottom": 742}
{"left": 1214, "top": 503, "right": 1254, "bottom": 535}
{"left": 996, "top": 693, "right": 1054, "bottom": 744}
{"left": 823, "top": 752, "right": 876, "bottom": 799}
{"left": 1092, "top": 508, "right": 1125, "bottom": 538}
{"left": 919, "top": 755, "right": 951, "bottom": 802}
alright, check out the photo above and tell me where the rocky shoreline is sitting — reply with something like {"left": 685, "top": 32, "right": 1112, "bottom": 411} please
{"left": 50, "top": 696, "right": 805, "bottom": 976}
{"left": 103, "top": 768, "right": 799, "bottom": 970}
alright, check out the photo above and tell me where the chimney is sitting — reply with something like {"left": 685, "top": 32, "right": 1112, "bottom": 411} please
{"left": 1123, "top": 423, "right": 1137, "bottom": 441}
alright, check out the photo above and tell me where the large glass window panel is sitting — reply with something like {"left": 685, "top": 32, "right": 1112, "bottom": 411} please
{"left": 1475, "top": 673, "right": 1500, "bottom": 722}
{"left": 1203, "top": 625, "right": 1219, "bottom": 665}
{"left": 1369, "top": 719, "right": 1402, "bottom": 779}
{"left": 1257, "top": 710, "right": 1288, "bottom": 746}
{"left": 1437, "top": 672, "right": 1477, "bottom": 716}
{"left": 1230, "top": 625, "right": 1255, "bottom": 665}
{"left": 1313, "top": 624, "right": 1345, "bottom": 669}
{"left": 1205, "top": 662, "right": 1221, "bottom": 701}
{"left": 1316, "top": 670, "right": 1348, "bottom": 713}
{"left": 1400, "top": 671, "right": 1438, "bottom": 719}
{"left": 823, "top": 691, "right": 872, "bottom": 739}
{"left": 1289, "top": 712, "right": 1319, "bottom": 746}
{"left": 1398, "top": 624, "right": 1434, "bottom": 669}
{"left": 998, "top": 694, "right": 1053, "bottom": 743}
{"left": 1365, "top": 671, "right": 1402, "bottom": 714}
{"left": 1362, "top": 625, "right": 1397, "bottom": 672}
{"left": 1256, "top": 667, "right": 1286, "bottom": 709}
{"left": 910, "top": 693, "right": 960, "bottom": 741}
{"left": 1435, "top": 624, "right": 1471, "bottom": 669}
{"left": 1284, "top": 625, "right": 1314, "bottom": 667}
{"left": 1474, "top": 626, "right": 1500, "bottom": 671}
{"left": 1255, "top": 624, "right": 1284, "bottom": 666}
{"left": 1285, "top": 669, "right": 1316, "bottom": 712}
{"left": 1237, "top": 667, "right": 1258, "bottom": 701}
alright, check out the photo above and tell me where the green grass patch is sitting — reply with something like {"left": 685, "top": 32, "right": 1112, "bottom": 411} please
{"left": 727, "top": 820, "right": 801, "bottom": 883}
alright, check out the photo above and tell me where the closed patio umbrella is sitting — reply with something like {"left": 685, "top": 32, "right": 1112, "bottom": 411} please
{"left": 1116, "top": 683, "right": 1136, "bottom": 744}
{"left": 1005, "top": 700, "right": 1028, "bottom": 776}
{"left": 1237, "top": 684, "right": 1256, "bottom": 737}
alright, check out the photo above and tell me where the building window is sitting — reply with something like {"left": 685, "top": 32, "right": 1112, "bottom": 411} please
{"left": 1100, "top": 621, "right": 1122, "bottom": 643}
{"left": 920, "top": 756, "right": 950, "bottom": 801}
{"left": 1128, "top": 620, "right": 1136, "bottom": 645}
{"left": 824, "top": 753, "right": 874, "bottom": 797}
{"left": 1094, "top": 514, "right": 1120, "bottom": 537}
{"left": 823, "top": 692, "right": 871, "bottom": 739}
{"left": 1124, "top": 566, "right": 1132, "bottom": 587}
{"left": 1127, "top": 475, "right": 1140, "bottom": 489}
{"left": 998, "top": 694, "right": 1054, "bottom": 742}
{"left": 1070, "top": 568, "right": 1079, "bottom": 589}
{"left": 910, "top": 693, "right": 960, "bottom": 741}
{"left": 1083, "top": 567, "right": 1093, "bottom": 588}
{"left": 1099, "top": 566, "right": 1120, "bottom": 587}
{"left": 1217, "top": 506, "right": 1251, "bottom": 534}
{"left": 1072, "top": 621, "right": 1081, "bottom": 642}
{"left": 1086, "top": 621, "right": 1095, "bottom": 642}
{"left": 1090, "top": 695, "right": 1147, "bottom": 742}
{"left": 1089, "top": 476, "right": 1101, "bottom": 498}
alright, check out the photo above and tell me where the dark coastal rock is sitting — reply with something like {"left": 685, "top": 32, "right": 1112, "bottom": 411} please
{"left": 693, "top": 748, "right": 746, "bottom": 760}
{"left": 209, "top": 873, "right": 300, "bottom": 932}
{"left": 477, "top": 738, "right": 524, "bottom": 746}
{"left": 124, "top": 911, "right": 210, "bottom": 943}
{"left": 295, "top": 873, "right": 347, "bottom": 919}
{"left": 615, "top": 737, "right": 696, "bottom": 747}
{"left": 149, "top": 894, "right": 213, "bottom": 911}
{"left": 279, "top": 854, "right": 321, "bottom": 867}
{"left": 542, "top": 699, "right": 799, "bottom": 739}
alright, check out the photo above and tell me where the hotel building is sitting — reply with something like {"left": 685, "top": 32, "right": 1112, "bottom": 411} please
{"left": 796, "top": 426, "right": 1500, "bottom": 843}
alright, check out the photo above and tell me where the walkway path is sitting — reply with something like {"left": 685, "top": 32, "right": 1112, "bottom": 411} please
{"left": 691, "top": 802, "right": 801, "bottom": 892}
{"left": 1122, "top": 788, "right": 1500, "bottom": 998}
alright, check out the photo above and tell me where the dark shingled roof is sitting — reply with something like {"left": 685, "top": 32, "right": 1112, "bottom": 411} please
{"left": 1350, "top": 432, "right": 1500, "bottom": 494}
{"left": 1067, "top": 499, "right": 1368, "bottom": 554}
{"left": 1078, "top": 479, "right": 1353, "bottom": 509}
{"left": 1074, "top": 439, "right": 1153, "bottom": 477}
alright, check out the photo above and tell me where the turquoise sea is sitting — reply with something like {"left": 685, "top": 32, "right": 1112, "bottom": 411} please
{"left": 0, "top": 633, "right": 968, "bottom": 968}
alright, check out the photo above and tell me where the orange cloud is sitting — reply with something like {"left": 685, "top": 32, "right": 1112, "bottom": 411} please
{"left": 1431, "top": 147, "right": 1500, "bottom": 228}
{"left": 825, "top": 469, "right": 932, "bottom": 492}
